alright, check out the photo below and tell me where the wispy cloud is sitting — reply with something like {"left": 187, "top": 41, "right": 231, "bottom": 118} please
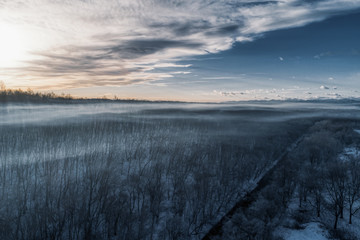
{"left": 1, "top": 0, "right": 359, "bottom": 89}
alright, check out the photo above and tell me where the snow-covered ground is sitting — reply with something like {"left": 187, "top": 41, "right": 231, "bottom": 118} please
{"left": 338, "top": 131, "right": 360, "bottom": 161}
{"left": 276, "top": 222, "right": 329, "bottom": 240}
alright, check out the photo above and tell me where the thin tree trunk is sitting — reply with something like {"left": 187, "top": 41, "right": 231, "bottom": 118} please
{"left": 334, "top": 209, "right": 339, "bottom": 229}
{"left": 349, "top": 204, "right": 352, "bottom": 224}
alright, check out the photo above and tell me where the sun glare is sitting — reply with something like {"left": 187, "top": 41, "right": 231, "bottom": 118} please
{"left": 0, "top": 24, "right": 28, "bottom": 68}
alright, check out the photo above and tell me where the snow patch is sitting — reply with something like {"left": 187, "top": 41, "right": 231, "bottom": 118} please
{"left": 339, "top": 147, "right": 360, "bottom": 161}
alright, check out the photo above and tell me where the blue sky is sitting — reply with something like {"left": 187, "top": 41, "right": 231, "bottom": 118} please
{"left": 0, "top": 0, "right": 359, "bottom": 101}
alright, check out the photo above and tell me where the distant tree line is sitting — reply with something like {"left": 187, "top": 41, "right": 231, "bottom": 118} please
{"left": 0, "top": 81, "right": 73, "bottom": 103}
{"left": 0, "top": 81, "right": 174, "bottom": 104}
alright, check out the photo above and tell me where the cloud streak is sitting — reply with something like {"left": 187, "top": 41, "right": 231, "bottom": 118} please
{"left": 0, "top": 0, "right": 359, "bottom": 89}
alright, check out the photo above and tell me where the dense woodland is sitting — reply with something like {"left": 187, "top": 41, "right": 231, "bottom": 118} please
{"left": 0, "top": 103, "right": 311, "bottom": 240}
{"left": 0, "top": 90, "right": 360, "bottom": 239}
{"left": 220, "top": 120, "right": 360, "bottom": 240}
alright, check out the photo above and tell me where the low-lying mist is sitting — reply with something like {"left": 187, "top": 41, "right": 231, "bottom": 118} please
{"left": 1, "top": 101, "right": 359, "bottom": 126}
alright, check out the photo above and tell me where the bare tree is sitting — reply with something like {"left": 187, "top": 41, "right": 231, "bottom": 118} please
{"left": 325, "top": 161, "right": 347, "bottom": 229}
{"left": 346, "top": 157, "right": 360, "bottom": 224}
{"left": 307, "top": 170, "right": 324, "bottom": 218}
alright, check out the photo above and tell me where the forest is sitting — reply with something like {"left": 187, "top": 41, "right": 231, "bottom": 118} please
{"left": 0, "top": 100, "right": 360, "bottom": 239}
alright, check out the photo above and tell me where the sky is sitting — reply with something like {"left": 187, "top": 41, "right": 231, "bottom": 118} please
{"left": 0, "top": 0, "right": 359, "bottom": 102}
